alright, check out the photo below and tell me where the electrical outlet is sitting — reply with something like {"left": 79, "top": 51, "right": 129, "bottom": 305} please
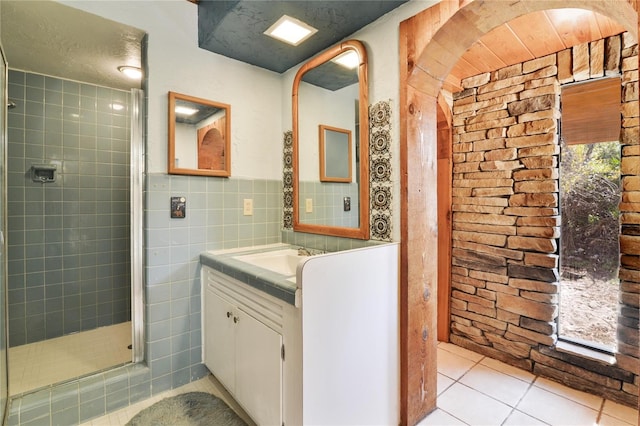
{"left": 305, "top": 198, "right": 313, "bottom": 213}
{"left": 243, "top": 199, "right": 253, "bottom": 216}
{"left": 343, "top": 196, "right": 351, "bottom": 211}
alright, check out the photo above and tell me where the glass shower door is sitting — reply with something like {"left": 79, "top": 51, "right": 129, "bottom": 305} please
{"left": 0, "top": 42, "right": 10, "bottom": 422}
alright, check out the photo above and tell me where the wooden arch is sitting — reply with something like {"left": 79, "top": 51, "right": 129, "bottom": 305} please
{"left": 399, "top": 1, "right": 639, "bottom": 425}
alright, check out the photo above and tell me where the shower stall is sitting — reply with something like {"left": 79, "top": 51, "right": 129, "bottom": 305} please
{"left": 6, "top": 70, "right": 135, "bottom": 394}
{"left": 0, "top": 0, "right": 146, "bottom": 398}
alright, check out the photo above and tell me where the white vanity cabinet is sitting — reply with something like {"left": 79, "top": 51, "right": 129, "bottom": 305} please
{"left": 203, "top": 289, "right": 235, "bottom": 391}
{"left": 202, "top": 242, "right": 399, "bottom": 426}
{"left": 203, "top": 268, "right": 296, "bottom": 426}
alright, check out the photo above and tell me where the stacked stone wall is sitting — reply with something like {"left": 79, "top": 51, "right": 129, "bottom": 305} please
{"left": 450, "top": 33, "right": 638, "bottom": 406}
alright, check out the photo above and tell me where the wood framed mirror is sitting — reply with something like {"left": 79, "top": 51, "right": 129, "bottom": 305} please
{"left": 319, "top": 124, "right": 352, "bottom": 183}
{"left": 168, "top": 91, "right": 231, "bottom": 177}
{"left": 292, "top": 40, "right": 369, "bottom": 239}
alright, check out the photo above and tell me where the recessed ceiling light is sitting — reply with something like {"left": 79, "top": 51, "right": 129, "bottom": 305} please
{"left": 175, "top": 105, "right": 199, "bottom": 116}
{"left": 118, "top": 65, "right": 142, "bottom": 80}
{"left": 332, "top": 51, "right": 359, "bottom": 70}
{"left": 264, "top": 15, "right": 318, "bottom": 46}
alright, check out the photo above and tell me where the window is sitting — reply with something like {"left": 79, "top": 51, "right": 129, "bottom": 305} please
{"left": 559, "top": 78, "right": 622, "bottom": 351}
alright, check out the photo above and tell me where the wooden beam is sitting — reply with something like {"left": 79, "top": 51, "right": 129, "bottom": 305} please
{"left": 399, "top": 3, "right": 458, "bottom": 423}
{"left": 437, "top": 94, "right": 453, "bottom": 343}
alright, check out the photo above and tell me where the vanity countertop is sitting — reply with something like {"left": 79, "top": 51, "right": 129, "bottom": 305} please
{"left": 200, "top": 243, "right": 302, "bottom": 306}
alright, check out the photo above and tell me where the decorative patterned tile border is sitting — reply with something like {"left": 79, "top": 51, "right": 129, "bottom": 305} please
{"left": 369, "top": 100, "right": 393, "bottom": 242}
{"left": 283, "top": 131, "right": 294, "bottom": 230}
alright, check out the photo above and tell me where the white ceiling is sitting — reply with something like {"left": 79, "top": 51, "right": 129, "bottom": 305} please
{"left": 1, "top": 0, "right": 145, "bottom": 91}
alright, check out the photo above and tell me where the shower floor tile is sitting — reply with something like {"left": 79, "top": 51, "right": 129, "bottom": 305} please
{"left": 9, "top": 322, "right": 132, "bottom": 395}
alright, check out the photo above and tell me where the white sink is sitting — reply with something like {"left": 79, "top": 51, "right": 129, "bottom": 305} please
{"left": 234, "top": 249, "right": 304, "bottom": 277}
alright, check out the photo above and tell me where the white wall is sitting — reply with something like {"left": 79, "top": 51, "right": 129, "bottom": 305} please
{"left": 60, "top": 0, "right": 284, "bottom": 180}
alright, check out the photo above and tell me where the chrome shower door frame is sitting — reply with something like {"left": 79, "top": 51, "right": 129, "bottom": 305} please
{"left": 130, "top": 88, "right": 145, "bottom": 363}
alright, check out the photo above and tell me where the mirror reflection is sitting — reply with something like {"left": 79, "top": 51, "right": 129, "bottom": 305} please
{"left": 169, "top": 91, "right": 231, "bottom": 177}
{"left": 293, "top": 40, "right": 369, "bottom": 239}
{"left": 319, "top": 125, "right": 352, "bottom": 182}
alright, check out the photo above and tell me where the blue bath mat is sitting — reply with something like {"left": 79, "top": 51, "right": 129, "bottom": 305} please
{"left": 126, "top": 391, "right": 247, "bottom": 426}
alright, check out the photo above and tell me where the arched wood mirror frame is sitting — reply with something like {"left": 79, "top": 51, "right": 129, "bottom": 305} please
{"left": 292, "top": 40, "right": 370, "bottom": 239}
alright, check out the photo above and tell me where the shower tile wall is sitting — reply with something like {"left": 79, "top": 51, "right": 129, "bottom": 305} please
{"left": 7, "top": 70, "right": 131, "bottom": 346}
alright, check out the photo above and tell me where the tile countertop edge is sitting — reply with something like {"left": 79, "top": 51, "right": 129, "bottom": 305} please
{"left": 200, "top": 245, "right": 298, "bottom": 306}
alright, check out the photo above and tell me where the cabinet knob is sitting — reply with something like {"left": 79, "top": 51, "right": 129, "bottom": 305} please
{"left": 233, "top": 316, "right": 239, "bottom": 324}
{"left": 226, "top": 311, "right": 232, "bottom": 318}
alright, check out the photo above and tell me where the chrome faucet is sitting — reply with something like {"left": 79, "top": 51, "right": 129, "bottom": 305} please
{"left": 298, "top": 248, "right": 312, "bottom": 256}
{"left": 297, "top": 247, "right": 326, "bottom": 256}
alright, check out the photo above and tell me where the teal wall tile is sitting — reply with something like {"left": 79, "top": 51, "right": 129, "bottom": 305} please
{"left": 7, "top": 70, "right": 131, "bottom": 346}
{"left": 79, "top": 398, "right": 105, "bottom": 423}
{"left": 51, "top": 407, "right": 79, "bottom": 426}
{"left": 150, "top": 376, "right": 172, "bottom": 395}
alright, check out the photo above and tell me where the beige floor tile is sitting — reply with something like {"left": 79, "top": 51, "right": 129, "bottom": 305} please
{"left": 460, "top": 363, "right": 531, "bottom": 407}
{"left": 439, "top": 341, "right": 484, "bottom": 362}
{"left": 503, "top": 409, "right": 550, "bottom": 425}
{"left": 533, "top": 376, "right": 603, "bottom": 410}
{"left": 599, "top": 413, "right": 637, "bottom": 426}
{"left": 79, "top": 342, "right": 640, "bottom": 426}
{"left": 437, "top": 373, "right": 455, "bottom": 396}
{"left": 602, "top": 400, "right": 639, "bottom": 426}
{"left": 437, "top": 347, "right": 477, "bottom": 381}
{"left": 517, "top": 386, "right": 599, "bottom": 426}
{"left": 418, "top": 408, "right": 467, "bottom": 425}
{"left": 480, "top": 356, "right": 536, "bottom": 383}
{"left": 438, "top": 383, "right": 512, "bottom": 425}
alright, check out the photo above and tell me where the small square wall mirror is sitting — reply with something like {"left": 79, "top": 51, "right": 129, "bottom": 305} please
{"left": 168, "top": 91, "right": 231, "bottom": 177}
{"left": 319, "top": 124, "right": 352, "bottom": 183}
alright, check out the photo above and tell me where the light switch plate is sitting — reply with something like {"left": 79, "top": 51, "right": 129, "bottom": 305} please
{"left": 305, "top": 198, "right": 313, "bottom": 213}
{"left": 243, "top": 199, "right": 253, "bottom": 216}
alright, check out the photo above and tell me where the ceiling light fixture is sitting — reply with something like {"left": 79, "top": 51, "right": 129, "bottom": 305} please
{"left": 175, "top": 105, "right": 199, "bottom": 116}
{"left": 264, "top": 15, "right": 318, "bottom": 46}
{"left": 118, "top": 65, "right": 142, "bottom": 80}
{"left": 332, "top": 51, "right": 359, "bottom": 70}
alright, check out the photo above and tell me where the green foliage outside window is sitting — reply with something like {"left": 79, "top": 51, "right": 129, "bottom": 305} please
{"left": 560, "top": 140, "right": 621, "bottom": 280}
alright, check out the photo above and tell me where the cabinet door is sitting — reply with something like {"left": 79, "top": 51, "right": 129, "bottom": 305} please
{"left": 204, "top": 287, "right": 236, "bottom": 392}
{"left": 235, "top": 309, "right": 283, "bottom": 426}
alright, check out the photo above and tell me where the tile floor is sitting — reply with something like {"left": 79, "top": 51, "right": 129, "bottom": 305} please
{"left": 9, "top": 322, "right": 132, "bottom": 395}
{"left": 420, "top": 342, "right": 639, "bottom": 426}
{"left": 83, "top": 341, "right": 639, "bottom": 426}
